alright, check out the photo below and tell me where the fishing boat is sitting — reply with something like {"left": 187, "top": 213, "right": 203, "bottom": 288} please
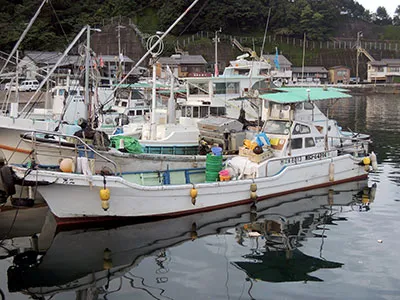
{"left": 4, "top": 180, "right": 374, "bottom": 298}
{"left": 10, "top": 87, "right": 378, "bottom": 221}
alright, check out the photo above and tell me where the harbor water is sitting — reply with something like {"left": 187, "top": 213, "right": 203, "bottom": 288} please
{"left": 0, "top": 93, "right": 399, "bottom": 300}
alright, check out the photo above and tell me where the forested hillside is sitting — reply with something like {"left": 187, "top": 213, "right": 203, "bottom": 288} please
{"left": 0, "top": 0, "right": 399, "bottom": 51}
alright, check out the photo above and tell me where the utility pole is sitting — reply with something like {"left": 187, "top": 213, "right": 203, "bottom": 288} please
{"left": 213, "top": 28, "right": 221, "bottom": 77}
{"left": 85, "top": 25, "right": 90, "bottom": 111}
{"left": 116, "top": 25, "right": 126, "bottom": 82}
{"left": 356, "top": 31, "right": 362, "bottom": 84}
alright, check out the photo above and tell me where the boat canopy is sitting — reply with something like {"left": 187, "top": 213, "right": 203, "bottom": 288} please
{"left": 260, "top": 87, "right": 351, "bottom": 103}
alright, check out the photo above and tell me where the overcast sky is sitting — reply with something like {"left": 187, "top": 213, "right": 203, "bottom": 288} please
{"left": 356, "top": 0, "right": 398, "bottom": 17}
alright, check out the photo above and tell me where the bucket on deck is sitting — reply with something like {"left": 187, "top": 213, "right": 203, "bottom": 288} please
{"left": 211, "top": 146, "right": 222, "bottom": 156}
{"left": 219, "top": 169, "right": 230, "bottom": 181}
{"left": 206, "top": 171, "right": 220, "bottom": 182}
{"left": 206, "top": 154, "right": 223, "bottom": 182}
{"left": 206, "top": 154, "right": 223, "bottom": 172}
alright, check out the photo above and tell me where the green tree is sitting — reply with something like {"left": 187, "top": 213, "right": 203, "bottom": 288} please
{"left": 374, "top": 6, "right": 392, "bottom": 25}
{"left": 393, "top": 5, "right": 400, "bottom": 25}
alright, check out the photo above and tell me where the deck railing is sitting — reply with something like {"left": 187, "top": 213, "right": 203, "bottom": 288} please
{"left": 19, "top": 130, "right": 120, "bottom": 175}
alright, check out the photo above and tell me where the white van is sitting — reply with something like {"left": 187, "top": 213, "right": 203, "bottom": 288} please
{"left": 19, "top": 80, "right": 39, "bottom": 92}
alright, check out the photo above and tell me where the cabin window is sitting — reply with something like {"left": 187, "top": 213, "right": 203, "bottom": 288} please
{"left": 200, "top": 106, "right": 209, "bottom": 118}
{"left": 214, "top": 82, "right": 239, "bottom": 94}
{"left": 210, "top": 106, "right": 226, "bottom": 116}
{"left": 259, "top": 68, "right": 269, "bottom": 75}
{"left": 293, "top": 124, "right": 311, "bottom": 135}
{"left": 183, "top": 106, "right": 192, "bottom": 117}
{"left": 290, "top": 138, "right": 303, "bottom": 149}
{"left": 237, "top": 68, "right": 250, "bottom": 75}
{"left": 304, "top": 102, "right": 314, "bottom": 110}
{"left": 59, "top": 89, "right": 65, "bottom": 96}
{"left": 295, "top": 103, "right": 303, "bottom": 110}
{"left": 264, "top": 120, "right": 290, "bottom": 134}
{"left": 193, "top": 106, "right": 199, "bottom": 118}
{"left": 305, "top": 137, "right": 315, "bottom": 148}
{"left": 121, "top": 102, "right": 127, "bottom": 107}
{"left": 189, "top": 82, "right": 208, "bottom": 95}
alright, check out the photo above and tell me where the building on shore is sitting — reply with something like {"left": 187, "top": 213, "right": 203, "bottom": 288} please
{"left": 291, "top": 66, "right": 328, "bottom": 84}
{"left": 328, "top": 66, "right": 350, "bottom": 84}
{"left": 367, "top": 59, "right": 400, "bottom": 83}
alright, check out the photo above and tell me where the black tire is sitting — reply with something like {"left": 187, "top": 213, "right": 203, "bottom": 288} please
{"left": 0, "top": 166, "right": 16, "bottom": 196}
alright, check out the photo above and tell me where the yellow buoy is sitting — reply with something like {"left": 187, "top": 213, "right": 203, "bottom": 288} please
{"left": 101, "top": 200, "right": 110, "bottom": 211}
{"left": 100, "top": 188, "right": 110, "bottom": 201}
{"left": 103, "top": 248, "right": 112, "bottom": 270}
{"left": 328, "top": 189, "right": 334, "bottom": 205}
{"left": 190, "top": 187, "right": 197, "bottom": 205}
{"left": 363, "top": 157, "right": 371, "bottom": 165}
{"left": 250, "top": 191, "right": 257, "bottom": 200}
{"left": 362, "top": 195, "right": 370, "bottom": 204}
{"left": 59, "top": 158, "right": 74, "bottom": 173}
{"left": 329, "top": 162, "right": 334, "bottom": 182}
{"left": 250, "top": 183, "right": 257, "bottom": 192}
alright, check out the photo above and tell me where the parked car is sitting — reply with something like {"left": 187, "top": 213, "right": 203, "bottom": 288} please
{"left": 4, "top": 82, "right": 17, "bottom": 91}
{"left": 19, "top": 80, "right": 39, "bottom": 92}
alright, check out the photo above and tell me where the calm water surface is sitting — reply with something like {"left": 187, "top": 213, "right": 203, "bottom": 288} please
{"left": 0, "top": 93, "right": 399, "bottom": 300}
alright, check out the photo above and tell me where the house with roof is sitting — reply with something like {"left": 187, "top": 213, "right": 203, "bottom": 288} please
{"left": 261, "top": 54, "right": 292, "bottom": 82}
{"left": 95, "top": 54, "right": 136, "bottom": 80}
{"left": 18, "top": 51, "right": 136, "bottom": 85}
{"left": 156, "top": 54, "right": 208, "bottom": 78}
{"left": 18, "top": 51, "right": 81, "bottom": 81}
{"left": 291, "top": 66, "right": 329, "bottom": 84}
{"left": 367, "top": 59, "right": 400, "bottom": 83}
{"left": 328, "top": 66, "right": 350, "bottom": 84}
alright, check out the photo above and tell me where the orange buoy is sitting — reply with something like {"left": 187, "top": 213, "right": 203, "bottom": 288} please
{"left": 60, "top": 158, "right": 74, "bottom": 173}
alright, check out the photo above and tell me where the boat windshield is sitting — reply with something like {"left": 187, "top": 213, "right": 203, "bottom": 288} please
{"left": 264, "top": 120, "right": 291, "bottom": 135}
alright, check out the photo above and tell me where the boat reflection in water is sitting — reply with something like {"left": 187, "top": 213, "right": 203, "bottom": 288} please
{"left": 6, "top": 180, "right": 376, "bottom": 299}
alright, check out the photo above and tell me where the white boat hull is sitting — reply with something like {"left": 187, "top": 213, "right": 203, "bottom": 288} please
{"left": 0, "top": 116, "right": 58, "bottom": 164}
{"left": 19, "top": 154, "right": 368, "bottom": 220}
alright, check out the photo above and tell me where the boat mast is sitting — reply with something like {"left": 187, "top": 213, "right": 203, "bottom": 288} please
{"left": 19, "top": 26, "right": 88, "bottom": 118}
{"left": 301, "top": 32, "right": 306, "bottom": 84}
{"left": 167, "top": 66, "right": 176, "bottom": 124}
{"left": 260, "top": 7, "right": 271, "bottom": 58}
{"left": 0, "top": 0, "right": 48, "bottom": 76}
{"left": 214, "top": 28, "right": 221, "bottom": 77}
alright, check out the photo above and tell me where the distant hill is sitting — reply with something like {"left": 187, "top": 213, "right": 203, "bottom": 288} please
{"left": 0, "top": 0, "right": 398, "bottom": 52}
